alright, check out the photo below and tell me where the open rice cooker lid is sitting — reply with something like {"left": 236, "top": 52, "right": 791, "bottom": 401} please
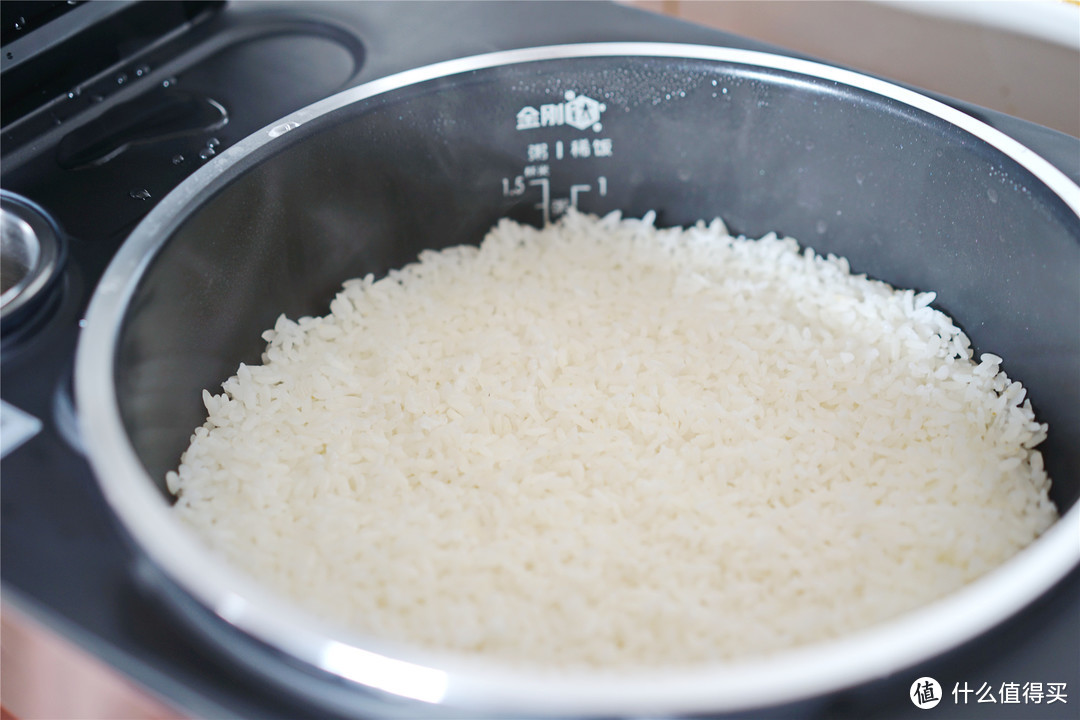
{"left": 75, "top": 42, "right": 1080, "bottom": 717}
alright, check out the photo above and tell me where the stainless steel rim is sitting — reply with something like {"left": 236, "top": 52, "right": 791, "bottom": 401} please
{"left": 1, "top": 192, "right": 63, "bottom": 321}
{"left": 75, "top": 42, "right": 1080, "bottom": 715}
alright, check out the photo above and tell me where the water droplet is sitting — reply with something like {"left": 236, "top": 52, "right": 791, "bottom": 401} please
{"left": 172, "top": 154, "right": 185, "bottom": 165}
{"left": 987, "top": 187, "right": 999, "bottom": 203}
{"left": 78, "top": 318, "right": 87, "bottom": 328}
{"left": 134, "top": 64, "right": 150, "bottom": 77}
{"left": 721, "top": 87, "right": 728, "bottom": 95}
{"left": 129, "top": 188, "right": 151, "bottom": 201}
{"left": 198, "top": 148, "right": 215, "bottom": 160}
{"left": 14, "top": 16, "right": 26, "bottom": 31}
{"left": 268, "top": 121, "right": 301, "bottom": 138}
{"left": 116, "top": 72, "right": 128, "bottom": 86}
{"left": 758, "top": 169, "right": 766, "bottom": 176}
{"left": 855, "top": 172, "right": 865, "bottom": 186}
{"left": 711, "top": 79, "right": 718, "bottom": 86}
{"left": 207, "top": 137, "right": 220, "bottom": 148}
{"left": 67, "top": 88, "right": 81, "bottom": 100}
{"left": 816, "top": 220, "right": 827, "bottom": 234}
{"left": 161, "top": 77, "right": 177, "bottom": 88}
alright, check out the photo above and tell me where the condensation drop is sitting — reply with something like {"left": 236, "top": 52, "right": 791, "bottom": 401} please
{"left": 268, "top": 121, "right": 301, "bottom": 138}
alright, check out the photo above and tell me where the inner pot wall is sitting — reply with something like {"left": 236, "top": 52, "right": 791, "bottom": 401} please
{"left": 114, "top": 56, "right": 1080, "bottom": 511}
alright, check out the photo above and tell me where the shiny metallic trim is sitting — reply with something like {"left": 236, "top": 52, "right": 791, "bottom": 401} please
{"left": 1, "top": 192, "right": 63, "bottom": 322}
{"left": 76, "top": 43, "right": 1080, "bottom": 715}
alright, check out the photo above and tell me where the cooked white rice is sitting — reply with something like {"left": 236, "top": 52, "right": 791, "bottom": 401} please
{"left": 167, "top": 210, "right": 1056, "bottom": 669}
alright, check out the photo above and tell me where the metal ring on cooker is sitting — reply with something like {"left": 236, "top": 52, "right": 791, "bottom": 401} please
{"left": 75, "top": 43, "right": 1080, "bottom": 717}
{"left": 1, "top": 191, "right": 65, "bottom": 330}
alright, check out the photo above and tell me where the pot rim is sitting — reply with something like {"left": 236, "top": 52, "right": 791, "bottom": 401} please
{"left": 75, "top": 42, "right": 1080, "bottom": 715}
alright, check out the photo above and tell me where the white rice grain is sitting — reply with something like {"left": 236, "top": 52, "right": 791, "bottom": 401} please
{"left": 167, "top": 211, "right": 1056, "bottom": 669}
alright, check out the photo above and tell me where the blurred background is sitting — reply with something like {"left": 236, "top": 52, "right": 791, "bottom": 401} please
{"left": 625, "top": 0, "right": 1080, "bottom": 136}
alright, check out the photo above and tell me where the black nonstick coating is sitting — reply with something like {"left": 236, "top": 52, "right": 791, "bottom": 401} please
{"left": 113, "top": 54, "right": 1079, "bottom": 515}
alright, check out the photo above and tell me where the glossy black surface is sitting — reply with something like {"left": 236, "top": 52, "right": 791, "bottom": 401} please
{"left": 2, "top": 3, "right": 1078, "bottom": 718}
{"left": 119, "top": 56, "right": 1080, "bottom": 517}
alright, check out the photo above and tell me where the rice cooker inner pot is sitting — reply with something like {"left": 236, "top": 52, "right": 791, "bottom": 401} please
{"left": 117, "top": 54, "right": 1079, "bottom": 508}
{"left": 85, "top": 48, "right": 1080, "bottom": 715}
